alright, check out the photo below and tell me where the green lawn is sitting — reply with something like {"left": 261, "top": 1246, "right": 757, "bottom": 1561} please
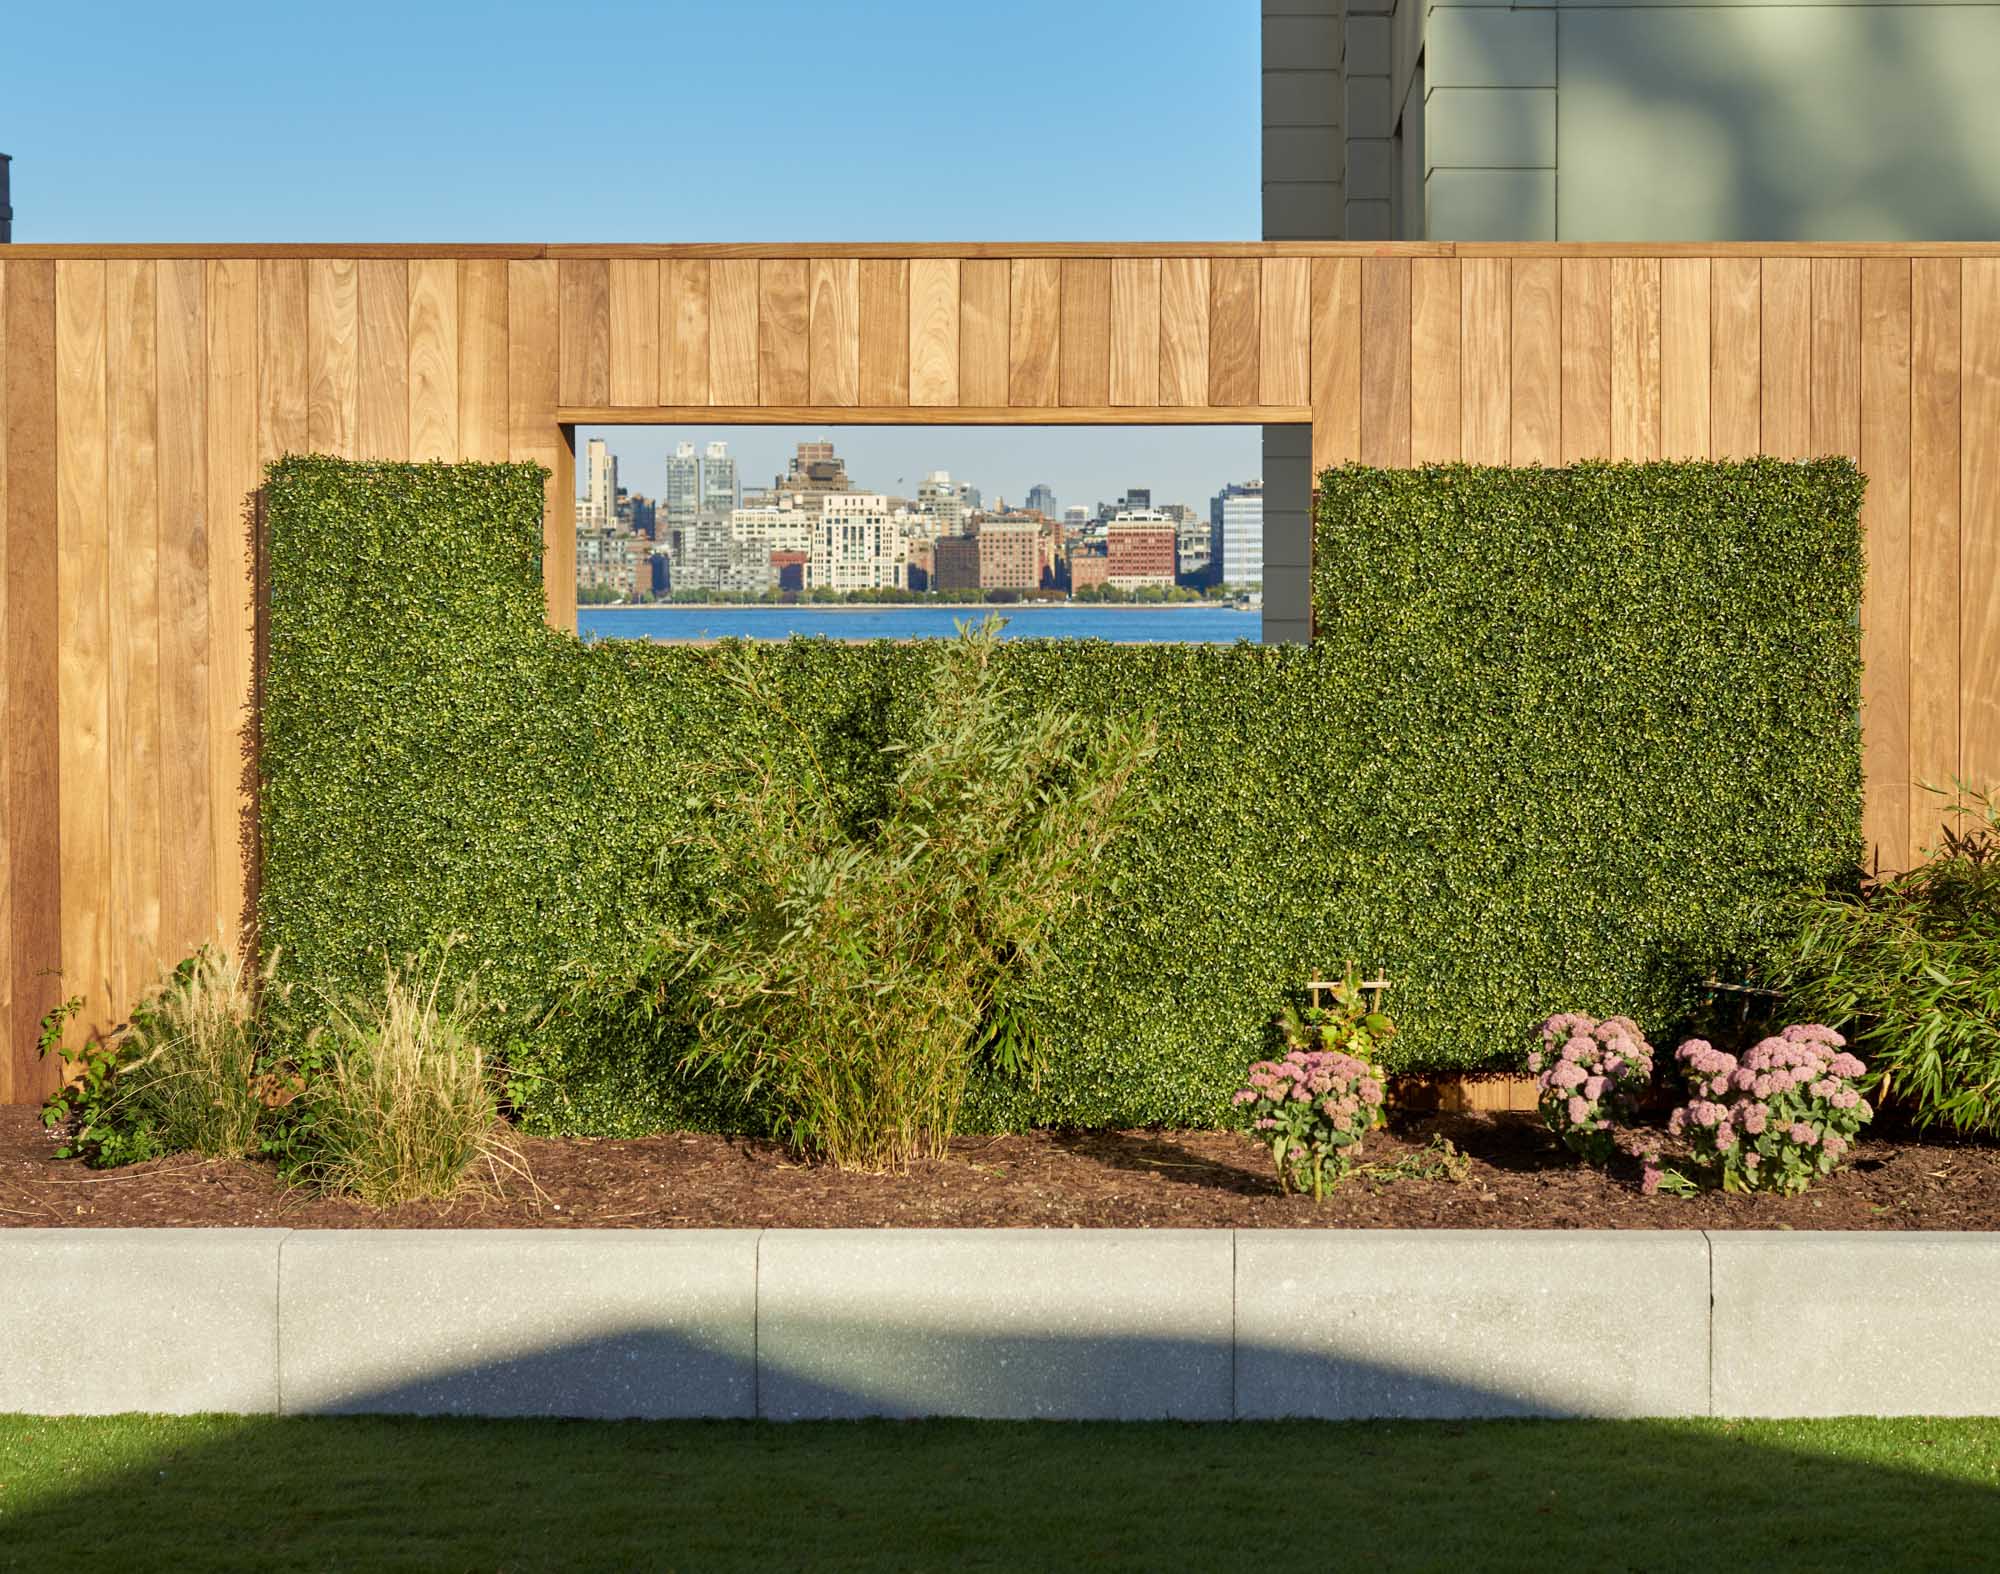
{"left": 2, "top": 1414, "right": 1996, "bottom": 1571}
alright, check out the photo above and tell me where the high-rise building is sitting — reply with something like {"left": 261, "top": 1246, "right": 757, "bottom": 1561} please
{"left": 702, "top": 441, "right": 738, "bottom": 515}
{"left": 974, "top": 518, "right": 1043, "bottom": 592}
{"left": 917, "top": 471, "right": 967, "bottom": 538}
{"left": 1212, "top": 481, "right": 1264, "bottom": 590}
{"left": 1106, "top": 511, "right": 1178, "bottom": 591}
{"left": 932, "top": 534, "right": 980, "bottom": 593}
{"left": 664, "top": 443, "right": 701, "bottom": 528}
{"left": 811, "top": 494, "right": 908, "bottom": 592}
{"left": 1025, "top": 483, "right": 1058, "bottom": 519}
{"left": 578, "top": 438, "right": 618, "bottom": 529}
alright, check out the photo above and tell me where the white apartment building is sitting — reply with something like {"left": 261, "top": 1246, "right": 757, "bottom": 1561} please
{"left": 810, "top": 494, "right": 908, "bottom": 592}
{"left": 578, "top": 437, "right": 618, "bottom": 529}
{"left": 701, "top": 440, "right": 738, "bottom": 515}
{"left": 1215, "top": 480, "right": 1264, "bottom": 590}
{"left": 664, "top": 442, "right": 700, "bottom": 527}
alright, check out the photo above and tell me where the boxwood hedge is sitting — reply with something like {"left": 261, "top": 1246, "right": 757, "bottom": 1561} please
{"left": 260, "top": 454, "right": 1862, "bottom": 1134}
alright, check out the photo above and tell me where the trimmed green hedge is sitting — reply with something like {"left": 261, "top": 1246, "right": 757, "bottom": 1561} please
{"left": 261, "top": 455, "right": 1862, "bottom": 1134}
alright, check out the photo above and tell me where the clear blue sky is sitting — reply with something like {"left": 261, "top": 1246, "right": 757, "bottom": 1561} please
{"left": 8, "top": 0, "right": 1263, "bottom": 502}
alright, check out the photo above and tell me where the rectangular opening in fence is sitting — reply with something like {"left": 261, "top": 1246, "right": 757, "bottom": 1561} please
{"left": 572, "top": 422, "right": 1270, "bottom": 644}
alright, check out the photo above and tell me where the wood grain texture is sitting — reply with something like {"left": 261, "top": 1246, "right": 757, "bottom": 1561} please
{"left": 1910, "top": 259, "right": 1961, "bottom": 850}
{"left": 406, "top": 258, "right": 459, "bottom": 461}
{"left": 1859, "top": 257, "right": 1912, "bottom": 869}
{"left": 1963, "top": 259, "right": 2000, "bottom": 796}
{"left": 858, "top": 259, "right": 909, "bottom": 406}
{"left": 757, "top": 259, "right": 809, "bottom": 406}
{"left": 1560, "top": 258, "right": 1611, "bottom": 462}
{"left": 1810, "top": 258, "right": 1862, "bottom": 460}
{"left": 507, "top": 261, "right": 568, "bottom": 629}
{"left": 1610, "top": 257, "right": 1661, "bottom": 461}
{"left": 306, "top": 258, "right": 357, "bottom": 457}
{"left": 1109, "top": 258, "right": 1161, "bottom": 407}
{"left": 56, "top": 261, "right": 110, "bottom": 1033}
{"left": 1410, "top": 257, "right": 1461, "bottom": 462}
{"left": 1510, "top": 258, "right": 1560, "bottom": 465}
{"left": 1711, "top": 258, "right": 1762, "bottom": 458}
{"left": 356, "top": 259, "right": 408, "bottom": 462}
{"left": 155, "top": 258, "right": 212, "bottom": 962}
{"left": 457, "top": 259, "right": 509, "bottom": 460}
{"left": 958, "top": 259, "right": 1008, "bottom": 408}
{"left": 1659, "top": 259, "right": 1711, "bottom": 458}
{"left": 1360, "top": 257, "right": 1412, "bottom": 467}
{"left": 808, "top": 258, "right": 860, "bottom": 407}
{"left": 1159, "top": 257, "right": 1210, "bottom": 409}
{"left": 256, "top": 259, "right": 308, "bottom": 464}
{"left": 661, "top": 259, "right": 711, "bottom": 406}
{"left": 5, "top": 261, "right": 63, "bottom": 1098}
{"left": 205, "top": 259, "right": 257, "bottom": 958}
{"left": 1460, "top": 258, "right": 1510, "bottom": 465}
{"left": 1208, "top": 258, "right": 1260, "bottom": 407}
{"left": 0, "top": 262, "right": 9, "bottom": 1085}
{"left": 709, "top": 259, "right": 759, "bottom": 406}
{"left": 1760, "top": 257, "right": 1811, "bottom": 459}
{"left": 1311, "top": 256, "right": 1361, "bottom": 473}
{"left": 105, "top": 259, "right": 161, "bottom": 1013}
{"left": 561, "top": 404, "right": 1303, "bottom": 427}
{"left": 557, "top": 259, "right": 610, "bottom": 409}
{"left": 1008, "top": 259, "right": 1059, "bottom": 407}
{"left": 908, "top": 258, "right": 960, "bottom": 407}
{"left": 1259, "top": 257, "right": 1311, "bottom": 408}
{"left": 606, "top": 258, "right": 659, "bottom": 407}
{"left": 1058, "top": 259, "right": 1110, "bottom": 407}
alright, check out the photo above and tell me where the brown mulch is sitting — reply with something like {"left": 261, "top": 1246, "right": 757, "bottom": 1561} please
{"left": 5, "top": 1104, "right": 1997, "bottom": 1231}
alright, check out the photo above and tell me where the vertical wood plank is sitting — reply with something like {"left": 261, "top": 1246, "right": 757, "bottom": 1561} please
{"left": 356, "top": 259, "right": 408, "bottom": 461}
{"left": 958, "top": 259, "right": 1009, "bottom": 407}
{"left": 1711, "top": 257, "right": 1762, "bottom": 458}
{"left": 206, "top": 260, "right": 257, "bottom": 958}
{"left": 808, "top": 258, "right": 860, "bottom": 407}
{"left": 1963, "top": 259, "right": 2000, "bottom": 796}
{"left": 1310, "top": 256, "right": 1361, "bottom": 474}
{"left": 557, "top": 259, "right": 610, "bottom": 408}
{"left": 1811, "top": 258, "right": 1863, "bottom": 461}
{"left": 5, "top": 261, "right": 62, "bottom": 1098}
{"left": 1560, "top": 257, "right": 1612, "bottom": 461}
{"left": 1208, "top": 258, "right": 1260, "bottom": 407}
{"left": 1860, "top": 257, "right": 1912, "bottom": 869}
{"left": 1510, "top": 258, "right": 1561, "bottom": 464}
{"left": 0, "top": 260, "right": 10, "bottom": 1085}
{"left": 1761, "top": 257, "right": 1812, "bottom": 459}
{"left": 406, "top": 258, "right": 459, "bottom": 461}
{"left": 606, "top": 258, "right": 659, "bottom": 407}
{"left": 858, "top": 259, "right": 909, "bottom": 407}
{"left": 909, "top": 258, "right": 961, "bottom": 407}
{"left": 1110, "top": 258, "right": 1161, "bottom": 407}
{"left": 56, "top": 260, "right": 110, "bottom": 1030}
{"left": 1460, "top": 258, "right": 1510, "bottom": 465}
{"left": 1410, "top": 257, "right": 1461, "bottom": 462}
{"left": 1059, "top": 259, "right": 1110, "bottom": 407}
{"left": 1660, "top": 258, "right": 1711, "bottom": 458}
{"left": 661, "top": 259, "right": 711, "bottom": 406}
{"left": 1359, "top": 257, "right": 1412, "bottom": 466}
{"left": 709, "top": 259, "right": 759, "bottom": 406}
{"left": 508, "top": 261, "right": 569, "bottom": 629}
{"left": 457, "top": 259, "right": 509, "bottom": 460}
{"left": 306, "top": 258, "right": 357, "bottom": 457}
{"left": 257, "top": 259, "right": 308, "bottom": 464}
{"left": 1910, "top": 259, "right": 1961, "bottom": 850}
{"left": 1259, "top": 257, "right": 1311, "bottom": 407}
{"left": 1159, "top": 257, "right": 1210, "bottom": 409}
{"left": 106, "top": 259, "right": 161, "bottom": 1012}
{"left": 1008, "top": 259, "right": 1059, "bottom": 407}
{"left": 1610, "top": 257, "right": 1662, "bottom": 461}
{"left": 155, "top": 258, "right": 213, "bottom": 962}
{"left": 758, "top": 259, "right": 809, "bottom": 406}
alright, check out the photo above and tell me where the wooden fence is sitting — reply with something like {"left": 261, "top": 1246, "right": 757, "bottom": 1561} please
{"left": 1, "top": 241, "right": 1996, "bottom": 1100}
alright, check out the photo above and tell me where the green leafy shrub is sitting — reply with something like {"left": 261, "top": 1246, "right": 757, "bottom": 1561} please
{"left": 291, "top": 956, "right": 521, "bottom": 1206}
{"left": 261, "top": 456, "right": 1862, "bottom": 1135}
{"left": 1235, "top": 986, "right": 1392, "bottom": 1199}
{"left": 611, "top": 617, "right": 1153, "bottom": 1169}
{"left": 39, "top": 949, "right": 273, "bottom": 1167}
{"left": 1766, "top": 789, "right": 2000, "bottom": 1134}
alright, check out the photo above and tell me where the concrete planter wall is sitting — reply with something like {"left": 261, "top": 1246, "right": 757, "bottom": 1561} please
{"left": 2, "top": 1229, "right": 1994, "bottom": 1420}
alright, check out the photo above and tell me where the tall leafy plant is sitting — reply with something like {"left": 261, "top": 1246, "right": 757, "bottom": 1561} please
{"left": 613, "top": 619, "right": 1155, "bottom": 1169}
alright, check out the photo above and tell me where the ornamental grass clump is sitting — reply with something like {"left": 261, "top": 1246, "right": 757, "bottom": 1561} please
{"left": 1527, "top": 1012, "right": 1655, "bottom": 1163}
{"left": 1662, "top": 1024, "right": 1872, "bottom": 1196}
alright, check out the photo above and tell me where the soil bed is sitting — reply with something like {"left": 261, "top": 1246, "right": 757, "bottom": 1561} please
{"left": 5, "top": 1105, "right": 1997, "bottom": 1230}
